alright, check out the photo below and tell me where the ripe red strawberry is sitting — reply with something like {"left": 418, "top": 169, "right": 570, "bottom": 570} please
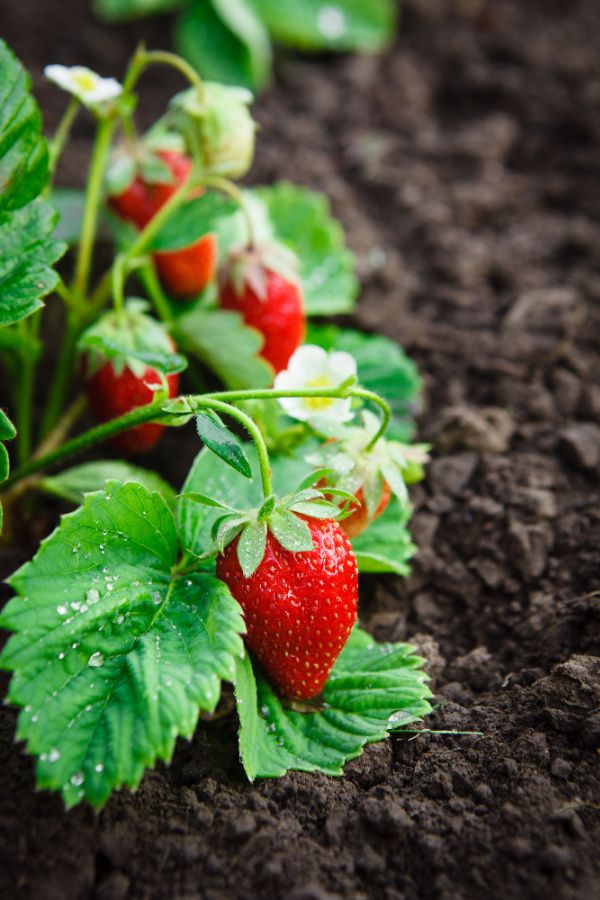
{"left": 108, "top": 149, "right": 217, "bottom": 298}
{"left": 216, "top": 516, "right": 358, "bottom": 700}
{"left": 219, "top": 267, "right": 305, "bottom": 374}
{"left": 108, "top": 149, "right": 193, "bottom": 229}
{"left": 340, "top": 482, "right": 392, "bottom": 539}
{"left": 85, "top": 359, "right": 179, "bottom": 455}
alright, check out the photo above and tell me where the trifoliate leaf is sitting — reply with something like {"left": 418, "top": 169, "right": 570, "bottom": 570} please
{"left": 176, "top": 306, "right": 273, "bottom": 389}
{"left": 0, "top": 40, "right": 66, "bottom": 327}
{"left": 40, "top": 460, "right": 176, "bottom": 507}
{"left": 196, "top": 411, "right": 252, "bottom": 478}
{"left": 0, "top": 481, "right": 245, "bottom": 809}
{"left": 249, "top": 0, "right": 397, "bottom": 53}
{"left": 236, "top": 627, "right": 432, "bottom": 780}
{"left": 255, "top": 183, "right": 358, "bottom": 315}
{"left": 308, "top": 324, "right": 422, "bottom": 441}
{"left": 175, "top": 0, "right": 271, "bottom": 91}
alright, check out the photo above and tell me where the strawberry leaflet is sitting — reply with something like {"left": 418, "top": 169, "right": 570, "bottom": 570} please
{"left": 236, "top": 627, "right": 432, "bottom": 779}
{"left": 0, "top": 40, "right": 66, "bottom": 327}
{"left": 0, "top": 481, "right": 244, "bottom": 809}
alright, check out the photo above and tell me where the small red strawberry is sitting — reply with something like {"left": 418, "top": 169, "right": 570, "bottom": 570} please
{"left": 219, "top": 245, "right": 305, "bottom": 374}
{"left": 322, "top": 480, "right": 392, "bottom": 540}
{"left": 108, "top": 148, "right": 217, "bottom": 298}
{"left": 217, "top": 515, "right": 358, "bottom": 700}
{"left": 108, "top": 149, "right": 193, "bottom": 229}
{"left": 79, "top": 301, "right": 183, "bottom": 455}
{"left": 85, "top": 361, "right": 179, "bottom": 455}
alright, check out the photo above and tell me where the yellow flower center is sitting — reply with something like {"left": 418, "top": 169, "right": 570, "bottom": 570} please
{"left": 304, "top": 374, "right": 335, "bottom": 412}
{"left": 73, "top": 72, "right": 97, "bottom": 93}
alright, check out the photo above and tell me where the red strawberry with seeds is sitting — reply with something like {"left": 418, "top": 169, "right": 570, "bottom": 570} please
{"left": 108, "top": 148, "right": 217, "bottom": 298}
{"left": 217, "top": 515, "right": 358, "bottom": 700}
{"left": 85, "top": 360, "right": 179, "bottom": 455}
{"left": 219, "top": 246, "right": 305, "bottom": 374}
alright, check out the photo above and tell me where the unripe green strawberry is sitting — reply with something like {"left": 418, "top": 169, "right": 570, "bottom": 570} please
{"left": 216, "top": 516, "right": 358, "bottom": 700}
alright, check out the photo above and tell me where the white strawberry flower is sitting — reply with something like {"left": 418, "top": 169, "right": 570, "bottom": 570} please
{"left": 44, "top": 65, "right": 122, "bottom": 110}
{"left": 274, "top": 344, "right": 357, "bottom": 426}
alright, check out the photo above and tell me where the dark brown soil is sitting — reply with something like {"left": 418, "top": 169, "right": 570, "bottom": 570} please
{"left": 1, "top": 0, "right": 600, "bottom": 898}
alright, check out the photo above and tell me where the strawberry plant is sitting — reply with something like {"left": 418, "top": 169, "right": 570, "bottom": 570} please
{"left": 0, "top": 38, "right": 432, "bottom": 809}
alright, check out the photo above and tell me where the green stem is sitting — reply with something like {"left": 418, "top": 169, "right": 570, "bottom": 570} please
{"left": 130, "top": 49, "right": 205, "bottom": 98}
{"left": 15, "top": 320, "right": 35, "bottom": 465}
{"left": 351, "top": 388, "right": 392, "bottom": 449}
{"left": 39, "top": 314, "right": 81, "bottom": 439}
{"left": 197, "top": 398, "right": 273, "bottom": 499}
{"left": 48, "top": 98, "right": 80, "bottom": 174}
{"left": 202, "top": 175, "right": 256, "bottom": 247}
{"left": 72, "top": 115, "right": 117, "bottom": 300}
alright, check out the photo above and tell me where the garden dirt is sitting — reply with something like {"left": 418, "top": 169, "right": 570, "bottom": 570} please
{"left": 1, "top": 1, "right": 599, "bottom": 898}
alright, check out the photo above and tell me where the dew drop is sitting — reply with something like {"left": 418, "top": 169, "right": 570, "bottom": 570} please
{"left": 58, "top": 652, "right": 65, "bottom": 660}
{"left": 49, "top": 748, "right": 61, "bottom": 762}
{"left": 86, "top": 589, "right": 100, "bottom": 605}
{"left": 88, "top": 652, "right": 104, "bottom": 668}
{"left": 151, "top": 591, "right": 162, "bottom": 605}
{"left": 56, "top": 605, "right": 68, "bottom": 616}
{"left": 94, "top": 763, "right": 104, "bottom": 773}
{"left": 70, "top": 772, "right": 84, "bottom": 786}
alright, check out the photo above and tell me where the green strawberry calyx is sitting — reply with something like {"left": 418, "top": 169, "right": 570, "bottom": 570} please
{"left": 105, "top": 133, "right": 186, "bottom": 197}
{"left": 182, "top": 468, "right": 357, "bottom": 578}
{"left": 307, "top": 410, "right": 430, "bottom": 517}
{"left": 78, "top": 298, "right": 187, "bottom": 381}
{"left": 221, "top": 240, "right": 301, "bottom": 301}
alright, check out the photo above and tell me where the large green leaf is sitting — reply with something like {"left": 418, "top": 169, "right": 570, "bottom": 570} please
{"left": 40, "top": 460, "right": 177, "bottom": 507}
{"left": 256, "top": 182, "right": 358, "bottom": 316}
{"left": 308, "top": 325, "right": 422, "bottom": 441}
{"left": 175, "top": 0, "right": 272, "bottom": 91}
{"left": 176, "top": 306, "right": 273, "bottom": 389}
{"left": 0, "top": 40, "right": 65, "bottom": 327}
{"left": 237, "top": 626, "right": 432, "bottom": 779}
{"left": 0, "top": 481, "right": 245, "bottom": 808}
{"left": 250, "top": 0, "right": 396, "bottom": 51}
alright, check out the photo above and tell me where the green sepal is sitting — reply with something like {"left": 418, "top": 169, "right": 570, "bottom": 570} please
{"left": 78, "top": 299, "right": 187, "bottom": 378}
{"left": 236, "top": 519, "right": 267, "bottom": 577}
{"left": 0, "top": 408, "right": 16, "bottom": 533}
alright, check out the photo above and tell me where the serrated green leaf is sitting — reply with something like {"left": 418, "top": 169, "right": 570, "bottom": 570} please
{"left": 269, "top": 507, "right": 314, "bottom": 552}
{"left": 0, "top": 40, "right": 66, "bottom": 327}
{"left": 40, "top": 460, "right": 176, "bottom": 507}
{"left": 308, "top": 324, "right": 422, "bottom": 441}
{"left": 148, "top": 192, "right": 237, "bottom": 252}
{"left": 351, "top": 497, "right": 416, "bottom": 575}
{"left": 236, "top": 626, "right": 432, "bottom": 780}
{"left": 254, "top": 183, "right": 358, "bottom": 315}
{"left": 237, "top": 520, "right": 267, "bottom": 577}
{"left": 176, "top": 306, "right": 273, "bottom": 389}
{"left": 0, "top": 481, "right": 245, "bottom": 809}
{"left": 196, "top": 412, "right": 252, "bottom": 478}
{"left": 94, "top": 0, "right": 183, "bottom": 21}
{"left": 175, "top": 0, "right": 271, "bottom": 91}
{"left": 249, "top": 0, "right": 397, "bottom": 52}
